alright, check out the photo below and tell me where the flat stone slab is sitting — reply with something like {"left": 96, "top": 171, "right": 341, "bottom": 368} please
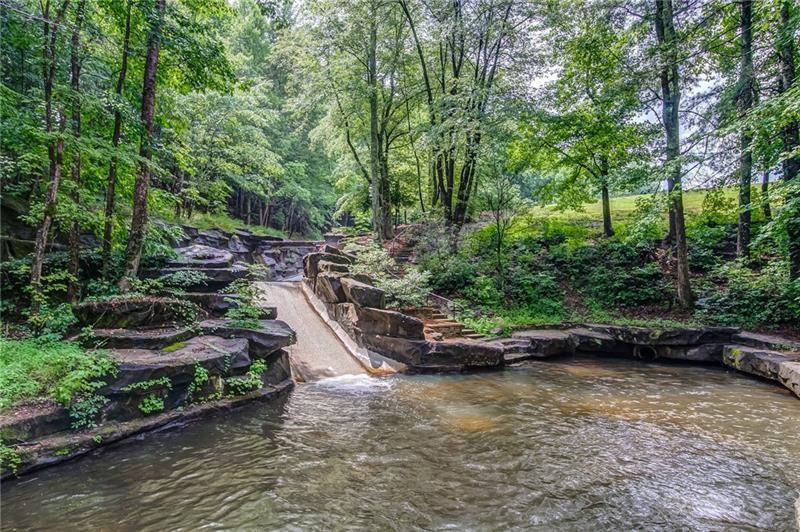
{"left": 567, "top": 327, "right": 633, "bottom": 356}
{"left": 0, "top": 404, "right": 70, "bottom": 444}
{"left": 168, "top": 244, "right": 233, "bottom": 268}
{"left": 198, "top": 319, "right": 296, "bottom": 357}
{"left": 341, "top": 277, "right": 385, "bottom": 309}
{"left": 723, "top": 345, "right": 800, "bottom": 398}
{"left": 512, "top": 329, "right": 573, "bottom": 357}
{"left": 303, "top": 252, "right": 352, "bottom": 279}
{"left": 587, "top": 324, "right": 737, "bottom": 346}
{"left": 420, "top": 339, "right": 504, "bottom": 370}
{"left": 141, "top": 266, "right": 248, "bottom": 292}
{"left": 105, "top": 336, "right": 251, "bottom": 394}
{"left": 84, "top": 327, "right": 195, "bottom": 350}
{"left": 73, "top": 297, "right": 196, "bottom": 329}
{"left": 732, "top": 331, "right": 800, "bottom": 352}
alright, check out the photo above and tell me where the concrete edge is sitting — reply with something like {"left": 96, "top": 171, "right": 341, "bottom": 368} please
{"left": 298, "top": 280, "right": 404, "bottom": 376}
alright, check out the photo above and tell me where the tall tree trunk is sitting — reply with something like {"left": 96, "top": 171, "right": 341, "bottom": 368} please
{"left": 30, "top": 0, "right": 71, "bottom": 314}
{"left": 655, "top": 0, "right": 693, "bottom": 308}
{"left": 761, "top": 171, "right": 772, "bottom": 221}
{"left": 737, "top": 0, "right": 754, "bottom": 258}
{"left": 101, "top": 0, "right": 132, "bottom": 278}
{"left": 67, "top": 0, "right": 86, "bottom": 302}
{"left": 601, "top": 183, "right": 614, "bottom": 237}
{"left": 778, "top": 0, "right": 800, "bottom": 279}
{"left": 367, "top": 11, "right": 392, "bottom": 240}
{"left": 119, "top": 0, "right": 164, "bottom": 288}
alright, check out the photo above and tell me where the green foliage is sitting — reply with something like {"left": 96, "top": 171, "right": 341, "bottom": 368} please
{"left": 0, "top": 339, "right": 117, "bottom": 410}
{"left": 0, "top": 440, "right": 22, "bottom": 474}
{"left": 138, "top": 394, "right": 165, "bottom": 415}
{"left": 344, "top": 242, "right": 394, "bottom": 277}
{"left": 379, "top": 268, "right": 432, "bottom": 309}
{"left": 697, "top": 261, "right": 800, "bottom": 328}
{"left": 224, "top": 360, "right": 267, "bottom": 396}
{"left": 121, "top": 377, "right": 172, "bottom": 393}
{"left": 188, "top": 364, "right": 210, "bottom": 397}
{"left": 69, "top": 395, "right": 109, "bottom": 430}
{"left": 224, "top": 278, "right": 264, "bottom": 329}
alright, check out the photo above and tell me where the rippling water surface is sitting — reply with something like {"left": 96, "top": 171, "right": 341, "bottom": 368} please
{"left": 3, "top": 358, "right": 800, "bottom": 531}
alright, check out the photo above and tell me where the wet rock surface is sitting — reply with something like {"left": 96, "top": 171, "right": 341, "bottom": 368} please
{"left": 2, "top": 230, "right": 304, "bottom": 479}
{"left": 73, "top": 297, "right": 196, "bottom": 329}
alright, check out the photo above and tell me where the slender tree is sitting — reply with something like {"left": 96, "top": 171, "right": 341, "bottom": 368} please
{"left": 654, "top": 0, "right": 693, "bottom": 307}
{"left": 736, "top": 0, "right": 754, "bottom": 258}
{"left": 29, "top": 0, "right": 71, "bottom": 314}
{"left": 777, "top": 0, "right": 800, "bottom": 279}
{"left": 67, "top": 0, "right": 86, "bottom": 302}
{"left": 101, "top": 0, "right": 133, "bottom": 278}
{"left": 119, "top": 0, "right": 165, "bottom": 288}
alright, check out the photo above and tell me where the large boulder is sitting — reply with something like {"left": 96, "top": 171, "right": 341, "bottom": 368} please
{"left": 724, "top": 345, "right": 800, "bottom": 398}
{"left": 353, "top": 306, "right": 424, "bottom": 339}
{"left": 341, "top": 277, "right": 385, "bottom": 309}
{"left": 567, "top": 327, "right": 633, "bottom": 356}
{"left": 73, "top": 297, "right": 197, "bottom": 329}
{"left": 184, "top": 292, "right": 240, "bottom": 317}
{"left": 83, "top": 326, "right": 195, "bottom": 350}
{"left": 147, "top": 265, "right": 248, "bottom": 292}
{"left": 315, "top": 272, "right": 348, "bottom": 303}
{"left": 590, "top": 325, "right": 737, "bottom": 346}
{"left": 199, "top": 319, "right": 296, "bottom": 357}
{"left": 167, "top": 244, "right": 233, "bottom": 269}
{"left": 102, "top": 336, "right": 251, "bottom": 420}
{"left": 658, "top": 343, "right": 725, "bottom": 363}
{"left": 512, "top": 329, "right": 573, "bottom": 358}
{"left": 420, "top": 340, "right": 504, "bottom": 370}
{"left": 304, "top": 252, "right": 352, "bottom": 280}
{"left": 318, "top": 260, "right": 350, "bottom": 274}
{"left": 359, "top": 333, "right": 429, "bottom": 365}
{"left": 192, "top": 228, "right": 230, "bottom": 248}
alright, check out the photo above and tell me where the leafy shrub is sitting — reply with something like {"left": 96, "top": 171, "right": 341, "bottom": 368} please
{"left": 69, "top": 394, "right": 109, "bottom": 429}
{"left": 697, "top": 261, "right": 800, "bottom": 328}
{"left": 0, "top": 440, "right": 21, "bottom": 473}
{"left": 378, "top": 268, "right": 431, "bottom": 308}
{"left": 225, "top": 278, "right": 264, "bottom": 329}
{"left": 463, "top": 275, "right": 504, "bottom": 308}
{"left": 565, "top": 241, "right": 666, "bottom": 307}
{"left": 224, "top": 360, "right": 267, "bottom": 396}
{"left": 138, "top": 394, "right": 165, "bottom": 415}
{"left": 0, "top": 339, "right": 117, "bottom": 410}
{"left": 420, "top": 253, "right": 478, "bottom": 295}
{"left": 344, "top": 241, "right": 394, "bottom": 277}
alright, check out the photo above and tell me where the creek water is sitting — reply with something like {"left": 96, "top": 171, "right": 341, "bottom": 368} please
{"left": 2, "top": 357, "right": 800, "bottom": 531}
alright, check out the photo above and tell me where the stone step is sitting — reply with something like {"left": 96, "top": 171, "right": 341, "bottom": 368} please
{"left": 426, "top": 320, "right": 462, "bottom": 328}
{"left": 73, "top": 297, "right": 198, "bottom": 329}
{"left": 167, "top": 244, "right": 234, "bottom": 269}
{"left": 464, "top": 333, "right": 487, "bottom": 340}
{"left": 84, "top": 327, "right": 195, "bottom": 350}
{"left": 198, "top": 319, "right": 296, "bottom": 357}
{"left": 141, "top": 266, "right": 248, "bottom": 292}
{"left": 723, "top": 345, "right": 800, "bottom": 398}
{"left": 184, "top": 293, "right": 241, "bottom": 317}
{"left": 732, "top": 332, "right": 800, "bottom": 352}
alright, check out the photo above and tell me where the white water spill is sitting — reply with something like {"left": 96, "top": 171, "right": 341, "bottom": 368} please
{"left": 312, "top": 373, "right": 395, "bottom": 393}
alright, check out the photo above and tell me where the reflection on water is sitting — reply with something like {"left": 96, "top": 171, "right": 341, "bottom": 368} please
{"left": 3, "top": 358, "right": 800, "bottom": 530}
